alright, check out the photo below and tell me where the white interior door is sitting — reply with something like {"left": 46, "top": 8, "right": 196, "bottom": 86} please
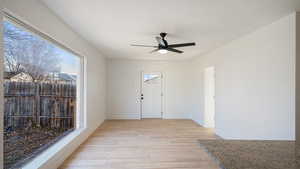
{"left": 141, "top": 72, "right": 162, "bottom": 118}
{"left": 204, "top": 67, "right": 215, "bottom": 128}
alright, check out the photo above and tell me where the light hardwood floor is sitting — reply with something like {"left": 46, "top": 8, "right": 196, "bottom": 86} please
{"left": 60, "top": 119, "right": 221, "bottom": 169}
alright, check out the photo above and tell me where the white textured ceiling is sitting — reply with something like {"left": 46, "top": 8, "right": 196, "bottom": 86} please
{"left": 42, "top": 0, "right": 300, "bottom": 60}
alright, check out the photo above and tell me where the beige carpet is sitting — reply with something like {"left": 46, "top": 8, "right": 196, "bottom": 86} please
{"left": 199, "top": 140, "right": 298, "bottom": 169}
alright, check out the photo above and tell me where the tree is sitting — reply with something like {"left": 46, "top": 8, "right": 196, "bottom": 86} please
{"left": 3, "top": 21, "right": 61, "bottom": 81}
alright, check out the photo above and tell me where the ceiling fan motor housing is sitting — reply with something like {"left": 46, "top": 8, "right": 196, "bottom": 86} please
{"left": 159, "top": 32, "right": 168, "bottom": 48}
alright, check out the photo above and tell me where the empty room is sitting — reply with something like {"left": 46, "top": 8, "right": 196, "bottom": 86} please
{"left": 1, "top": 0, "right": 300, "bottom": 169}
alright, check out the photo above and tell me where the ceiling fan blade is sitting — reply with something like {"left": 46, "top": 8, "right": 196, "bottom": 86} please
{"left": 166, "top": 48, "right": 184, "bottom": 53}
{"left": 155, "top": 36, "right": 166, "bottom": 47}
{"left": 149, "top": 49, "right": 159, "bottom": 53}
{"left": 168, "top": 42, "right": 196, "bottom": 48}
{"left": 131, "top": 44, "right": 156, "bottom": 48}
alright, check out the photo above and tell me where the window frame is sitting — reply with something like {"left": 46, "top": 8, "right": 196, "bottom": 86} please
{"left": 2, "top": 10, "right": 86, "bottom": 168}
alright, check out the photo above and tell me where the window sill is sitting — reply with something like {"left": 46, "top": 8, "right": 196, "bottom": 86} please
{"left": 21, "top": 127, "right": 86, "bottom": 169}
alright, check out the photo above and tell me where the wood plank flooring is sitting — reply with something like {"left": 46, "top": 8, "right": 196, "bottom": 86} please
{"left": 60, "top": 119, "right": 221, "bottom": 169}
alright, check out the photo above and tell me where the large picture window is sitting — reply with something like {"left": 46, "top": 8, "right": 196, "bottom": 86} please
{"left": 3, "top": 18, "right": 82, "bottom": 169}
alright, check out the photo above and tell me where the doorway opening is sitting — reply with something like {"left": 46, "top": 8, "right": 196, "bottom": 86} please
{"left": 204, "top": 67, "right": 215, "bottom": 128}
{"left": 140, "top": 72, "right": 163, "bottom": 119}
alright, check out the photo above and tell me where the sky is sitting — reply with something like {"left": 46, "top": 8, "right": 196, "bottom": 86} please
{"left": 54, "top": 45, "right": 81, "bottom": 74}
{"left": 4, "top": 21, "right": 80, "bottom": 75}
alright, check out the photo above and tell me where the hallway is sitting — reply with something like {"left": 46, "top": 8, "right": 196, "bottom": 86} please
{"left": 60, "top": 119, "right": 220, "bottom": 169}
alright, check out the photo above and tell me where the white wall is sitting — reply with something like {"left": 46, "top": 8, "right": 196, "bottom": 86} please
{"left": 2, "top": 0, "right": 107, "bottom": 168}
{"left": 107, "top": 59, "right": 193, "bottom": 119}
{"left": 191, "top": 14, "right": 296, "bottom": 140}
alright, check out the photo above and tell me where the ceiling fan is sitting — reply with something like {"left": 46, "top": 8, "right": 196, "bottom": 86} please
{"left": 131, "top": 32, "right": 196, "bottom": 54}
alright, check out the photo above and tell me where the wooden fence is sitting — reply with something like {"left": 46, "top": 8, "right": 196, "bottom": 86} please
{"left": 4, "top": 82, "right": 76, "bottom": 130}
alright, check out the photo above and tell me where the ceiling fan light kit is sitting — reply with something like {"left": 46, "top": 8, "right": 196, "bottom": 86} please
{"left": 131, "top": 32, "right": 196, "bottom": 54}
{"left": 158, "top": 49, "right": 168, "bottom": 54}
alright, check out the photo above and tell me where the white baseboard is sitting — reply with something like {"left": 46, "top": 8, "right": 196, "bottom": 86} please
{"left": 142, "top": 113, "right": 162, "bottom": 118}
{"left": 108, "top": 113, "right": 191, "bottom": 120}
{"left": 192, "top": 118, "right": 204, "bottom": 126}
{"left": 109, "top": 113, "right": 140, "bottom": 119}
{"left": 163, "top": 113, "right": 191, "bottom": 119}
{"left": 215, "top": 130, "right": 295, "bottom": 140}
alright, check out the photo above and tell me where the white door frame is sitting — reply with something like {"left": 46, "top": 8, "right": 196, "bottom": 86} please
{"left": 140, "top": 71, "right": 164, "bottom": 119}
